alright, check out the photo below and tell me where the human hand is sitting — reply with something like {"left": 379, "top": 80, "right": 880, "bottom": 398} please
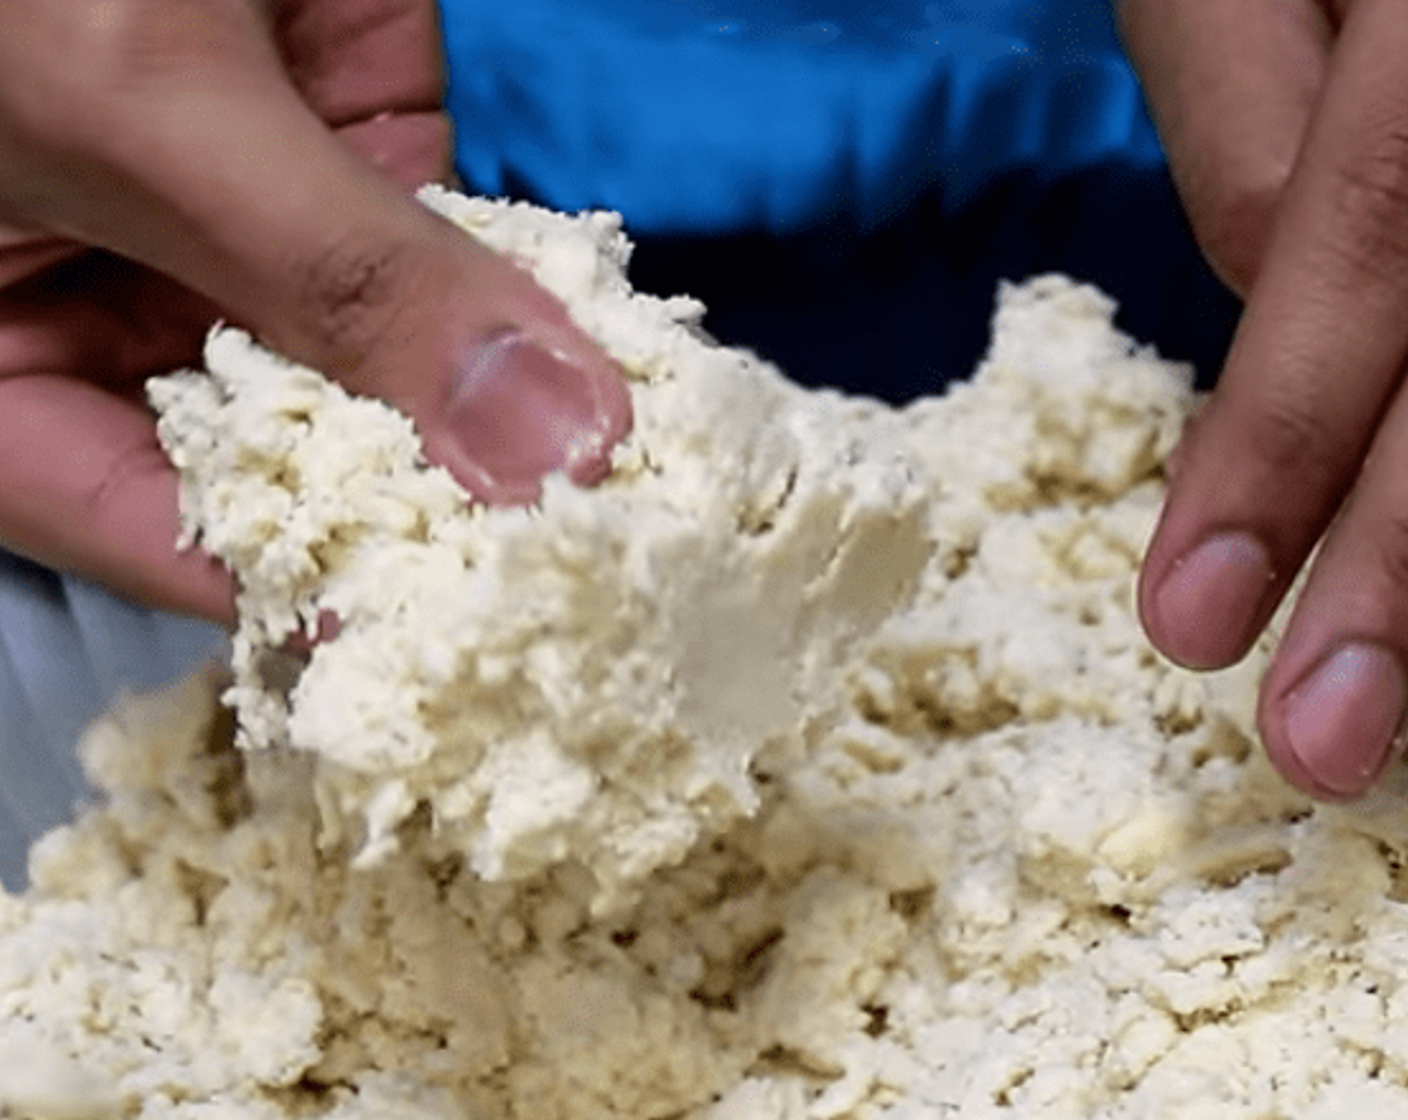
{"left": 0, "top": 0, "right": 632, "bottom": 625}
{"left": 1119, "top": 0, "right": 1408, "bottom": 799}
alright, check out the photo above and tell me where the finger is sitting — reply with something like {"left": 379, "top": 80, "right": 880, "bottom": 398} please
{"left": 277, "top": 0, "right": 455, "bottom": 188}
{"left": 0, "top": 374, "right": 235, "bottom": 622}
{"left": 1117, "top": 0, "right": 1333, "bottom": 294}
{"left": 0, "top": 250, "right": 215, "bottom": 383}
{"left": 0, "top": 228, "right": 80, "bottom": 289}
{"left": 1138, "top": 0, "right": 1408, "bottom": 670}
{"left": 0, "top": 1, "right": 629, "bottom": 503}
{"left": 274, "top": 0, "right": 445, "bottom": 127}
{"left": 1255, "top": 374, "right": 1408, "bottom": 800}
{"left": 333, "top": 111, "right": 453, "bottom": 190}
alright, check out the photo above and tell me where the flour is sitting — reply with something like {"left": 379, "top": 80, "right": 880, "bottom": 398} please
{"left": 4, "top": 192, "right": 1407, "bottom": 1118}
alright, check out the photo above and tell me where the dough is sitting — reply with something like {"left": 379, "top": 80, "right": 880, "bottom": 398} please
{"left": 5, "top": 191, "right": 1408, "bottom": 1118}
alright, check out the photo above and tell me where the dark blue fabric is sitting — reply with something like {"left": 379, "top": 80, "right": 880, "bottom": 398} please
{"left": 442, "top": 0, "right": 1239, "bottom": 396}
{"left": 446, "top": 0, "right": 1160, "bottom": 230}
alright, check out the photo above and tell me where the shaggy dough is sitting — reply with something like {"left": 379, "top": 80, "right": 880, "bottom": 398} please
{"left": 6, "top": 192, "right": 1408, "bottom": 1118}
{"left": 150, "top": 188, "right": 943, "bottom": 905}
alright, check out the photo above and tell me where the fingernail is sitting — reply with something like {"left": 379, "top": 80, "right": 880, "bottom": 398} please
{"left": 1283, "top": 643, "right": 1408, "bottom": 798}
{"left": 444, "top": 330, "right": 619, "bottom": 502}
{"left": 1151, "top": 531, "right": 1275, "bottom": 668}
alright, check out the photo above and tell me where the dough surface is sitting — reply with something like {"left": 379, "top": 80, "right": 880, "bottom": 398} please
{"left": 5, "top": 191, "right": 1408, "bottom": 1119}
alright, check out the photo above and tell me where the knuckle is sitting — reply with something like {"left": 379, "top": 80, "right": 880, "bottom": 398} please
{"left": 1239, "top": 385, "right": 1344, "bottom": 484}
{"left": 291, "top": 235, "right": 427, "bottom": 369}
{"left": 1323, "top": 124, "right": 1408, "bottom": 286}
{"left": 1371, "top": 508, "right": 1408, "bottom": 600}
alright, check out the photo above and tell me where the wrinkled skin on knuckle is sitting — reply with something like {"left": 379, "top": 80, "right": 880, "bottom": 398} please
{"left": 1370, "top": 508, "right": 1408, "bottom": 603}
{"left": 289, "top": 233, "right": 431, "bottom": 371}
{"left": 1240, "top": 379, "right": 1354, "bottom": 494}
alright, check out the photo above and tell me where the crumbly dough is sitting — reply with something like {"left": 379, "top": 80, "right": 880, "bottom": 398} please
{"left": 6, "top": 192, "right": 1408, "bottom": 1118}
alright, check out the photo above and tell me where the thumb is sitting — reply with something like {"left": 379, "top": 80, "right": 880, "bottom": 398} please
{"left": 0, "top": 0, "right": 631, "bottom": 505}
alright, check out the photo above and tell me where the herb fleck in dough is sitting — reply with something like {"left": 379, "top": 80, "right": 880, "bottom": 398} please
{"left": 5, "top": 190, "right": 1408, "bottom": 1118}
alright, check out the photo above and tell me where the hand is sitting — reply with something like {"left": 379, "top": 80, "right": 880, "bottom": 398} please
{"left": 1120, "top": 0, "right": 1408, "bottom": 799}
{"left": 0, "top": 0, "right": 631, "bottom": 624}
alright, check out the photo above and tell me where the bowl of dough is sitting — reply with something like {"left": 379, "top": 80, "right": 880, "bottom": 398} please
{"left": 2, "top": 190, "right": 1406, "bottom": 1120}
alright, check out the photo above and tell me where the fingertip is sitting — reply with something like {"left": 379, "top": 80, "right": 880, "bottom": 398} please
{"left": 1140, "top": 513, "right": 1277, "bottom": 670}
{"left": 1258, "top": 641, "right": 1408, "bottom": 801}
{"left": 567, "top": 351, "right": 634, "bottom": 487}
{"left": 146, "top": 549, "right": 238, "bottom": 629}
{"left": 1257, "top": 673, "right": 1343, "bottom": 801}
{"left": 84, "top": 466, "right": 238, "bottom": 627}
{"left": 0, "top": 375, "right": 237, "bottom": 627}
{"left": 420, "top": 325, "right": 633, "bottom": 507}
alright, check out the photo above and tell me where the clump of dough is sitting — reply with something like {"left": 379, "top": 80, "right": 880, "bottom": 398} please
{"left": 151, "top": 188, "right": 999, "bottom": 905}
{"left": 8, "top": 192, "right": 1408, "bottom": 1118}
